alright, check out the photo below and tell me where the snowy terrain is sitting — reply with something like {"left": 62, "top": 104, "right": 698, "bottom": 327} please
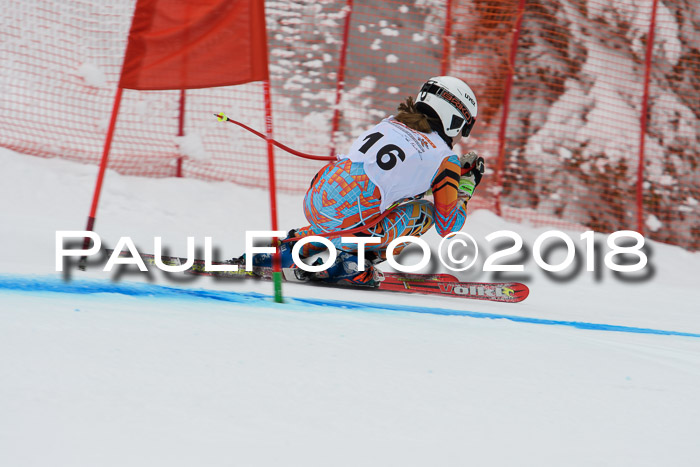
{"left": 1, "top": 147, "right": 700, "bottom": 466}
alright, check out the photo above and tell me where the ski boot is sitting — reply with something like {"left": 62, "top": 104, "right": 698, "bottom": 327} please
{"left": 307, "top": 250, "right": 385, "bottom": 287}
{"left": 236, "top": 229, "right": 299, "bottom": 271}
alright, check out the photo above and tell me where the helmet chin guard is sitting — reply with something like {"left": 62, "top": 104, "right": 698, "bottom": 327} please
{"left": 415, "top": 76, "right": 478, "bottom": 139}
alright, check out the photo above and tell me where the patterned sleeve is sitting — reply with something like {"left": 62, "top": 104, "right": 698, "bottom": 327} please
{"left": 430, "top": 154, "right": 467, "bottom": 237}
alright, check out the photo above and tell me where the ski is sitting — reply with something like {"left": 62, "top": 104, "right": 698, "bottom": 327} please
{"left": 234, "top": 260, "right": 529, "bottom": 303}
{"left": 377, "top": 274, "right": 529, "bottom": 303}
{"left": 105, "top": 250, "right": 529, "bottom": 303}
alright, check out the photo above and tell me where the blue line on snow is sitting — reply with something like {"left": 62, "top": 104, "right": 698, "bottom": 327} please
{"left": 1, "top": 274, "right": 699, "bottom": 339}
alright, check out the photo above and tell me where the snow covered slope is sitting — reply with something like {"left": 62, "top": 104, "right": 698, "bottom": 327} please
{"left": 1, "top": 148, "right": 699, "bottom": 466}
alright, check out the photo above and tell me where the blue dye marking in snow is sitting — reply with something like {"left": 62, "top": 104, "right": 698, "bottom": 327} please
{"left": 0, "top": 275, "right": 269, "bottom": 305}
{"left": 1, "top": 274, "right": 699, "bottom": 339}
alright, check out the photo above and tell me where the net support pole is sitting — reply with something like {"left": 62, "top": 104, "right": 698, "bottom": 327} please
{"left": 328, "top": 0, "right": 354, "bottom": 158}
{"left": 636, "top": 0, "right": 659, "bottom": 235}
{"left": 440, "top": 0, "right": 453, "bottom": 75}
{"left": 79, "top": 86, "right": 124, "bottom": 270}
{"left": 263, "top": 78, "right": 283, "bottom": 303}
{"left": 176, "top": 89, "right": 186, "bottom": 177}
{"left": 494, "top": 0, "right": 526, "bottom": 216}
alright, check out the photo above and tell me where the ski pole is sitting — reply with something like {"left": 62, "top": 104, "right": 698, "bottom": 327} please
{"left": 215, "top": 113, "right": 335, "bottom": 162}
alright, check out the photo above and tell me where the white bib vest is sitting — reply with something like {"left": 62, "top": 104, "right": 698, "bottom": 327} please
{"left": 340, "top": 117, "right": 455, "bottom": 212}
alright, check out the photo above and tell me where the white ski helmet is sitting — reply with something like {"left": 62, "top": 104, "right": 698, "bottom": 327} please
{"left": 415, "top": 76, "right": 477, "bottom": 138}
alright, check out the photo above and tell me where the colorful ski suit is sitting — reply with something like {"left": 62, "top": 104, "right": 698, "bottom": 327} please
{"left": 295, "top": 117, "right": 467, "bottom": 259}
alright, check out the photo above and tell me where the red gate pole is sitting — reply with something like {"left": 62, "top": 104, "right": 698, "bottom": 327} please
{"left": 494, "top": 0, "right": 526, "bottom": 217}
{"left": 637, "top": 0, "right": 659, "bottom": 235}
{"left": 176, "top": 89, "right": 186, "bottom": 177}
{"left": 263, "top": 78, "right": 283, "bottom": 303}
{"left": 79, "top": 86, "right": 124, "bottom": 269}
{"left": 328, "top": 0, "right": 354, "bottom": 158}
{"left": 441, "top": 0, "right": 454, "bottom": 75}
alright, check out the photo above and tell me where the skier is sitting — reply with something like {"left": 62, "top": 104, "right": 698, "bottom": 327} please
{"left": 249, "top": 76, "right": 485, "bottom": 286}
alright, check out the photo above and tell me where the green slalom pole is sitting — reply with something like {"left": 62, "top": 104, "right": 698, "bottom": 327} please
{"left": 272, "top": 271, "right": 283, "bottom": 303}
{"left": 271, "top": 237, "right": 283, "bottom": 303}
